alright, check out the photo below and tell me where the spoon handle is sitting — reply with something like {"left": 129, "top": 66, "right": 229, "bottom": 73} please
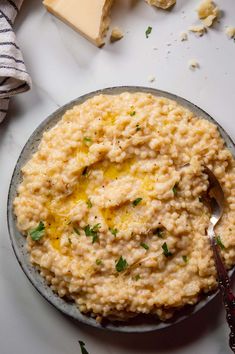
{"left": 211, "top": 236, "right": 235, "bottom": 353}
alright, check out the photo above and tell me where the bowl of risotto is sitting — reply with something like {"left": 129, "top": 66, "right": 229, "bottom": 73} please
{"left": 8, "top": 86, "right": 235, "bottom": 332}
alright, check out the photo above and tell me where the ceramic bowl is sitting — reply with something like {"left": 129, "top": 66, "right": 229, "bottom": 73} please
{"left": 7, "top": 86, "right": 235, "bottom": 332}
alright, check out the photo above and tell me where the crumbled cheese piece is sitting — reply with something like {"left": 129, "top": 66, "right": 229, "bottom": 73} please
{"left": 189, "top": 25, "right": 207, "bottom": 37}
{"left": 180, "top": 32, "right": 188, "bottom": 41}
{"left": 197, "top": 0, "right": 220, "bottom": 27}
{"left": 43, "top": 0, "right": 114, "bottom": 47}
{"left": 110, "top": 27, "right": 124, "bottom": 42}
{"left": 145, "top": 0, "right": 176, "bottom": 9}
{"left": 188, "top": 59, "right": 200, "bottom": 70}
{"left": 148, "top": 75, "right": 156, "bottom": 83}
{"left": 225, "top": 27, "right": 235, "bottom": 39}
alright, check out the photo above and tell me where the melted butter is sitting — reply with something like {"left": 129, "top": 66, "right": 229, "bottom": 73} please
{"left": 118, "top": 206, "right": 131, "bottom": 226}
{"left": 141, "top": 175, "right": 155, "bottom": 192}
{"left": 46, "top": 212, "right": 68, "bottom": 251}
{"left": 102, "top": 159, "right": 133, "bottom": 180}
{"left": 163, "top": 118, "right": 170, "bottom": 125}
{"left": 103, "top": 112, "right": 116, "bottom": 126}
{"left": 50, "top": 237, "right": 60, "bottom": 250}
{"left": 47, "top": 178, "right": 89, "bottom": 250}
{"left": 102, "top": 204, "right": 131, "bottom": 230}
{"left": 45, "top": 175, "right": 89, "bottom": 251}
{"left": 99, "top": 160, "right": 134, "bottom": 227}
{"left": 45, "top": 158, "right": 137, "bottom": 247}
{"left": 102, "top": 208, "right": 114, "bottom": 226}
{"left": 78, "top": 143, "right": 89, "bottom": 154}
{"left": 64, "top": 177, "right": 88, "bottom": 205}
{"left": 103, "top": 164, "right": 121, "bottom": 179}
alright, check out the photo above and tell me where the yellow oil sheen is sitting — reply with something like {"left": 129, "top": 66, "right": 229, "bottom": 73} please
{"left": 45, "top": 158, "right": 136, "bottom": 248}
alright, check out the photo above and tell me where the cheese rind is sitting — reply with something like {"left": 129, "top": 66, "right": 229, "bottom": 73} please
{"left": 43, "top": 0, "right": 114, "bottom": 47}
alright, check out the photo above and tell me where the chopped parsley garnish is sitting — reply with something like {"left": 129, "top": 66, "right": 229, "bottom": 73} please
{"left": 133, "top": 197, "right": 142, "bottom": 206}
{"left": 140, "top": 242, "right": 149, "bottom": 250}
{"left": 83, "top": 137, "right": 92, "bottom": 145}
{"left": 68, "top": 237, "right": 72, "bottom": 244}
{"left": 153, "top": 228, "right": 164, "bottom": 238}
{"left": 109, "top": 227, "right": 118, "bottom": 237}
{"left": 29, "top": 221, "right": 45, "bottom": 241}
{"left": 86, "top": 199, "right": 92, "bottom": 208}
{"left": 172, "top": 183, "right": 178, "bottom": 196}
{"left": 135, "top": 274, "right": 141, "bottom": 281}
{"left": 92, "top": 234, "right": 99, "bottom": 243}
{"left": 78, "top": 341, "right": 89, "bottom": 354}
{"left": 216, "top": 235, "right": 225, "bottom": 250}
{"left": 136, "top": 124, "right": 141, "bottom": 131}
{"left": 145, "top": 26, "right": 152, "bottom": 38}
{"left": 82, "top": 166, "right": 88, "bottom": 176}
{"left": 96, "top": 259, "right": 102, "bottom": 265}
{"left": 182, "top": 255, "right": 188, "bottom": 263}
{"left": 84, "top": 223, "right": 101, "bottom": 243}
{"left": 73, "top": 227, "right": 80, "bottom": 235}
{"left": 162, "top": 242, "right": 173, "bottom": 257}
{"left": 130, "top": 110, "right": 136, "bottom": 116}
{"left": 115, "top": 256, "right": 128, "bottom": 272}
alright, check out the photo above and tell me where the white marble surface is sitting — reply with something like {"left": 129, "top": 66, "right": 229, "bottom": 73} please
{"left": 1, "top": 0, "right": 235, "bottom": 353}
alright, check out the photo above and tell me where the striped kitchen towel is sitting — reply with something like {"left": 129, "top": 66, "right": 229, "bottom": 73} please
{"left": 0, "top": 0, "right": 31, "bottom": 122}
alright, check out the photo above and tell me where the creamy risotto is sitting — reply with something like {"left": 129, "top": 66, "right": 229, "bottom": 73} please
{"left": 14, "top": 93, "right": 235, "bottom": 322}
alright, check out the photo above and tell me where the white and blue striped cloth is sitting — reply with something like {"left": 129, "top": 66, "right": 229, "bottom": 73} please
{"left": 0, "top": 0, "right": 31, "bottom": 122}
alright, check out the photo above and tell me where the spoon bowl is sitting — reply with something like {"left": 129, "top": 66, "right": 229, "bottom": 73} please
{"left": 204, "top": 166, "right": 235, "bottom": 353}
{"left": 204, "top": 166, "right": 225, "bottom": 224}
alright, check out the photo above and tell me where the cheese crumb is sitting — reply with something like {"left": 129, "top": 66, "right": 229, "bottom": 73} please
{"left": 197, "top": 0, "right": 220, "bottom": 27}
{"left": 180, "top": 32, "right": 188, "bottom": 41}
{"left": 148, "top": 75, "right": 156, "bottom": 83}
{"left": 188, "top": 59, "right": 200, "bottom": 70}
{"left": 225, "top": 27, "right": 235, "bottom": 39}
{"left": 189, "top": 25, "right": 207, "bottom": 37}
{"left": 110, "top": 27, "right": 124, "bottom": 42}
{"left": 145, "top": 0, "right": 176, "bottom": 9}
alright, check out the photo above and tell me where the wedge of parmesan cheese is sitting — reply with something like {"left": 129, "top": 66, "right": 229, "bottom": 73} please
{"left": 145, "top": 0, "right": 176, "bottom": 10}
{"left": 197, "top": 0, "right": 219, "bottom": 27}
{"left": 43, "top": 0, "right": 114, "bottom": 47}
